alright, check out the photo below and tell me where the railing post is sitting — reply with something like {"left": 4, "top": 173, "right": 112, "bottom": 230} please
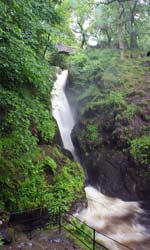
{"left": 93, "top": 229, "right": 96, "bottom": 250}
{"left": 58, "top": 207, "right": 61, "bottom": 233}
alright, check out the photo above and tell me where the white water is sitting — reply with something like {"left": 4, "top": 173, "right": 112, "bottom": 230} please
{"left": 51, "top": 69, "right": 150, "bottom": 250}
{"left": 76, "top": 186, "right": 150, "bottom": 250}
{"left": 51, "top": 69, "right": 77, "bottom": 158}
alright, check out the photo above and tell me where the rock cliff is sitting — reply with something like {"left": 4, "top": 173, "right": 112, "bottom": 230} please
{"left": 67, "top": 49, "right": 150, "bottom": 201}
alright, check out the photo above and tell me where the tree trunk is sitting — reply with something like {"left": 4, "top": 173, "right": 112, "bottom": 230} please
{"left": 118, "top": 24, "right": 124, "bottom": 59}
{"left": 105, "top": 30, "right": 113, "bottom": 48}
{"left": 80, "top": 32, "right": 86, "bottom": 48}
{"left": 77, "top": 21, "right": 86, "bottom": 49}
{"left": 130, "top": 31, "right": 138, "bottom": 50}
{"left": 118, "top": 1, "right": 125, "bottom": 59}
{"left": 130, "top": 0, "right": 138, "bottom": 50}
{"left": 43, "top": 34, "right": 50, "bottom": 58}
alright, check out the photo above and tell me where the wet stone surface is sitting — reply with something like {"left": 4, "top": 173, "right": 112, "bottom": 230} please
{"left": 2, "top": 229, "right": 81, "bottom": 250}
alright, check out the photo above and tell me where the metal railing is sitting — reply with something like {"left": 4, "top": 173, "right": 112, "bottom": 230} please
{"left": 61, "top": 215, "right": 109, "bottom": 250}
{"left": 9, "top": 207, "right": 135, "bottom": 250}
{"left": 58, "top": 208, "right": 134, "bottom": 250}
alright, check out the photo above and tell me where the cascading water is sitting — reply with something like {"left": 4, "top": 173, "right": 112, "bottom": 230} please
{"left": 51, "top": 69, "right": 150, "bottom": 250}
{"left": 51, "top": 69, "right": 77, "bottom": 159}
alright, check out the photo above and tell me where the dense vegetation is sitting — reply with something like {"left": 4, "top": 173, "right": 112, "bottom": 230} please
{"left": 68, "top": 49, "right": 150, "bottom": 199}
{"left": 68, "top": 48, "right": 150, "bottom": 166}
{"left": 0, "top": 0, "right": 84, "bottom": 211}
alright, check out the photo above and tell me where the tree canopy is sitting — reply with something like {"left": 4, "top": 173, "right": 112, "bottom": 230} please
{"left": 67, "top": 0, "right": 150, "bottom": 56}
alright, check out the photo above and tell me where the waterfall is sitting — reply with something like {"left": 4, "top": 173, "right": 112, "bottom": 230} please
{"left": 51, "top": 69, "right": 150, "bottom": 250}
{"left": 51, "top": 69, "right": 77, "bottom": 159}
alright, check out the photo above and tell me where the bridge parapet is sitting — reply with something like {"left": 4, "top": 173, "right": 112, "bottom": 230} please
{"left": 56, "top": 42, "right": 75, "bottom": 54}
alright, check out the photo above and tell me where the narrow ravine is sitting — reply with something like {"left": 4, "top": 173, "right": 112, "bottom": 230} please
{"left": 51, "top": 70, "right": 150, "bottom": 250}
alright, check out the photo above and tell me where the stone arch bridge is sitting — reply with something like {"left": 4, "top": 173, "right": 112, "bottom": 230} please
{"left": 56, "top": 42, "right": 75, "bottom": 55}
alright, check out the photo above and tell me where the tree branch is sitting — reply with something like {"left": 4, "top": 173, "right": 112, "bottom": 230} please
{"left": 88, "top": 0, "right": 132, "bottom": 5}
{"left": 72, "top": 30, "right": 81, "bottom": 34}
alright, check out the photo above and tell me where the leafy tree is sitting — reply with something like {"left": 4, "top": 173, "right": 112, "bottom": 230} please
{"left": 51, "top": 0, "right": 77, "bottom": 46}
{"left": 0, "top": 0, "right": 84, "bottom": 211}
{"left": 69, "top": 0, "right": 150, "bottom": 55}
{"left": 67, "top": 0, "right": 93, "bottom": 48}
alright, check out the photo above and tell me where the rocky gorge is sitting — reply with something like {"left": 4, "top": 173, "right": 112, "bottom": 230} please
{"left": 67, "top": 49, "right": 150, "bottom": 202}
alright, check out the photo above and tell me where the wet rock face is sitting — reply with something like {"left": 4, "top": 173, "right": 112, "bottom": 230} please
{"left": 61, "top": 148, "right": 74, "bottom": 160}
{"left": 71, "top": 109, "right": 150, "bottom": 202}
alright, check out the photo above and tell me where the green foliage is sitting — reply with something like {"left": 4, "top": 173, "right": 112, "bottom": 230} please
{"left": 0, "top": 0, "right": 59, "bottom": 97}
{"left": 66, "top": 217, "right": 102, "bottom": 250}
{"left": 68, "top": 49, "right": 144, "bottom": 115}
{"left": 66, "top": 218, "right": 93, "bottom": 250}
{"left": 48, "top": 161, "right": 84, "bottom": 211}
{"left": 0, "top": 0, "right": 84, "bottom": 211}
{"left": 105, "top": 91, "right": 125, "bottom": 109}
{"left": 16, "top": 163, "right": 50, "bottom": 209}
{"left": 68, "top": 48, "right": 149, "bottom": 173}
{"left": 102, "top": 56, "right": 144, "bottom": 89}
{"left": 130, "top": 135, "right": 150, "bottom": 166}
{"left": 0, "top": 201, "right": 5, "bottom": 210}
{"left": 31, "top": 101, "right": 56, "bottom": 141}
{"left": 68, "top": 51, "right": 88, "bottom": 73}
{"left": 49, "top": 50, "right": 68, "bottom": 69}
{"left": 0, "top": 237, "right": 4, "bottom": 247}
{"left": 124, "top": 104, "right": 141, "bottom": 120}
{"left": 86, "top": 124, "right": 99, "bottom": 141}
{"left": 0, "top": 140, "right": 84, "bottom": 211}
{"left": 40, "top": 156, "right": 57, "bottom": 173}
{"left": 69, "top": 0, "right": 149, "bottom": 51}
{"left": 115, "top": 113, "right": 122, "bottom": 122}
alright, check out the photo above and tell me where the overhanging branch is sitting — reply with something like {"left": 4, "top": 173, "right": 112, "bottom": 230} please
{"left": 88, "top": 0, "right": 132, "bottom": 5}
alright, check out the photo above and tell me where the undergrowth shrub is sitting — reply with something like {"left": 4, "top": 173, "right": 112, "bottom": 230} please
{"left": 130, "top": 135, "right": 150, "bottom": 166}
